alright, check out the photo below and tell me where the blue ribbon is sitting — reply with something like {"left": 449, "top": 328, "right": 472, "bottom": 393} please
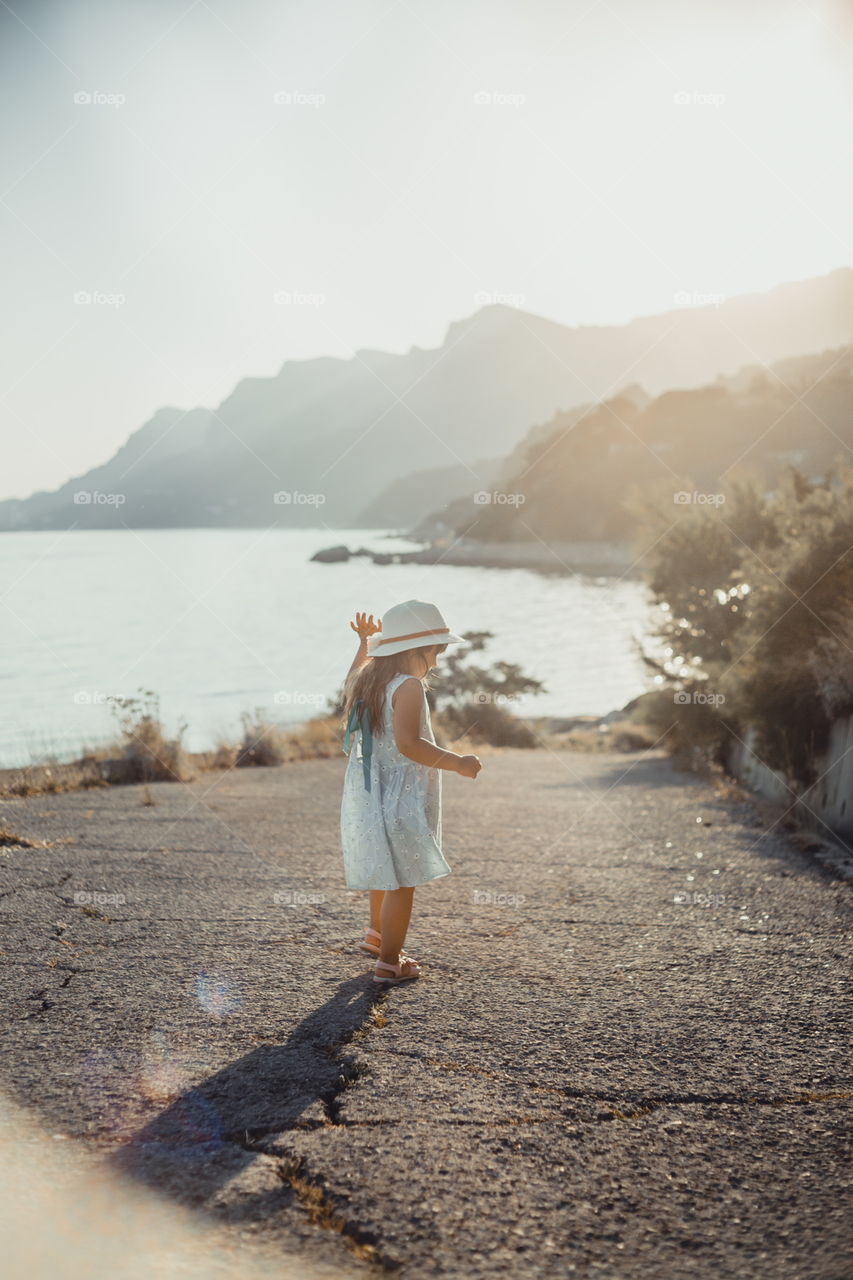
{"left": 343, "top": 699, "right": 373, "bottom": 791}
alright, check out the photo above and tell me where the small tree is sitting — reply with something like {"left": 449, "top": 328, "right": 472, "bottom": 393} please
{"left": 428, "top": 631, "right": 545, "bottom": 710}
{"left": 429, "top": 631, "right": 545, "bottom": 748}
{"left": 330, "top": 631, "right": 545, "bottom": 748}
{"left": 636, "top": 465, "right": 853, "bottom": 785}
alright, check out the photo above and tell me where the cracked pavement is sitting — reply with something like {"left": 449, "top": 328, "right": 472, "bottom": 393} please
{"left": 1, "top": 749, "right": 851, "bottom": 1278}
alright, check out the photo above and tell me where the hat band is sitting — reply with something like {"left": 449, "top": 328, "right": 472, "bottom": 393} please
{"left": 373, "top": 627, "right": 449, "bottom": 647}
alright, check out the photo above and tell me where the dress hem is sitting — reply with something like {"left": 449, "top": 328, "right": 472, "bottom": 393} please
{"left": 344, "top": 868, "right": 451, "bottom": 892}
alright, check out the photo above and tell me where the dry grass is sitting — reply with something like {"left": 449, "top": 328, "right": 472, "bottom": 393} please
{"left": 0, "top": 827, "right": 38, "bottom": 848}
{"left": 0, "top": 759, "right": 108, "bottom": 798}
{"left": 235, "top": 712, "right": 288, "bottom": 767}
{"left": 714, "top": 777, "right": 752, "bottom": 802}
{"left": 0, "top": 711, "right": 343, "bottom": 798}
{"left": 2, "top": 709, "right": 661, "bottom": 796}
{"left": 210, "top": 740, "right": 239, "bottom": 770}
{"left": 110, "top": 693, "right": 189, "bottom": 784}
{"left": 235, "top": 713, "right": 341, "bottom": 768}
{"left": 277, "top": 1155, "right": 381, "bottom": 1264}
{"left": 539, "top": 719, "right": 657, "bottom": 754}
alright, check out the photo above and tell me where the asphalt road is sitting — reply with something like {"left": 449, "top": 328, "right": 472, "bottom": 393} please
{"left": 1, "top": 749, "right": 850, "bottom": 1279}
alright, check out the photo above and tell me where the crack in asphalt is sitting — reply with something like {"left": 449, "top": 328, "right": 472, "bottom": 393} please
{"left": 217, "top": 1091, "right": 853, "bottom": 1133}
{"left": 20, "top": 966, "right": 89, "bottom": 1019}
{"left": 5, "top": 752, "right": 850, "bottom": 1280}
{"left": 274, "top": 1151, "right": 395, "bottom": 1271}
{"left": 0, "top": 871, "right": 73, "bottom": 902}
{"left": 207, "top": 993, "right": 396, "bottom": 1271}
{"left": 557, "top": 1087, "right": 853, "bottom": 1108}
{"left": 155, "top": 983, "right": 848, "bottom": 1273}
{"left": 394, "top": 1057, "right": 852, "bottom": 1115}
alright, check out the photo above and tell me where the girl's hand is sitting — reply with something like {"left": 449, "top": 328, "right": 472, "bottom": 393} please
{"left": 350, "top": 612, "right": 382, "bottom": 640}
{"left": 456, "top": 754, "right": 482, "bottom": 779}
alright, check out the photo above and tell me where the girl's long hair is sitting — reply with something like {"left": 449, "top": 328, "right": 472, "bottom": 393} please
{"left": 343, "top": 644, "right": 445, "bottom": 735}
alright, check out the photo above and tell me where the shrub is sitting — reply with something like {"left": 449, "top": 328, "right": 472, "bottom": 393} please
{"left": 429, "top": 631, "right": 545, "bottom": 709}
{"left": 330, "top": 631, "right": 545, "bottom": 749}
{"left": 637, "top": 466, "right": 853, "bottom": 785}
{"left": 236, "top": 711, "right": 287, "bottom": 767}
{"left": 435, "top": 699, "right": 539, "bottom": 748}
{"left": 109, "top": 691, "right": 188, "bottom": 783}
{"left": 235, "top": 712, "right": 341, "bottom": 767}
{"left": 211, "top": 740, "right": 239, "bottom": 770}
{"left": 608, "top": 722, "right": 656, "bottom": 752}
{"left": 429, "top": 631, "right": 544, "bottom": 746}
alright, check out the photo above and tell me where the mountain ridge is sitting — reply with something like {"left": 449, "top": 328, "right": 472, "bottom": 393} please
{"left": 2, "top": 267, "right": 852, "bottom": 531}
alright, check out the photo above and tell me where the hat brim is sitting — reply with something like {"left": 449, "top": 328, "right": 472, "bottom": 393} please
{"left": 367, "top": 631, "right": 465, "bottom": 658}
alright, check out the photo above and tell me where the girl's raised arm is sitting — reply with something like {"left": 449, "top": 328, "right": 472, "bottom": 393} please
{"left": 347, "top": 611, "right": 381, "bottom": 678}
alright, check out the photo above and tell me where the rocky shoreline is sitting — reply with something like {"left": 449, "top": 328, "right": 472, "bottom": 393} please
{"left": 312, "top": 537, "right": 638, "bottom": 576}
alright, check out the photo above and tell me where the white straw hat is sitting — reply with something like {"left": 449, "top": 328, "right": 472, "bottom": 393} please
{"left": 366, "top": 600, "right": 465, "bottom": 659}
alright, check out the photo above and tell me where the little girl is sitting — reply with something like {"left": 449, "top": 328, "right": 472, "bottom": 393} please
{"left": 340, "top": 599, "right": 482, "bottom": 985}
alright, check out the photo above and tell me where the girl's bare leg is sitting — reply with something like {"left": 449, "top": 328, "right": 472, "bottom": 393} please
{"left": 369, "top": 890, "right": 384, "bottom": 934}
{"left": 379, "top": 887, "right": 415, "bottom": 965}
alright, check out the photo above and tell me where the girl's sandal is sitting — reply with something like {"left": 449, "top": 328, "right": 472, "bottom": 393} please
{"left": 373, "top": 958, "right": 421, "bottom": 986}
{"left": 358, "top": 928, "right": 382, "bottom": 957}
{"left": 359, "top": 929, "right": 417, "bottom": 965}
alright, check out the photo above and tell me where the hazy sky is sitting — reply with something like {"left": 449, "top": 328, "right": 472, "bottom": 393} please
{"left": 1, "top": 0, "right": 852, "bottom": 499}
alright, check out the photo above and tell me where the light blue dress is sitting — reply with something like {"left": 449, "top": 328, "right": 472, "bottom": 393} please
{"left": 340, "top": 673, "right": 452, "bottom": 890}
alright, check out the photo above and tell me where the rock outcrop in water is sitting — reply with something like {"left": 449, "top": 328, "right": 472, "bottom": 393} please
{"left": 311, "top": 538, "right": 636, "bottom": 576}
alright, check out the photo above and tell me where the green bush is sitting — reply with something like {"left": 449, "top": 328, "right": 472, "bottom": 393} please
{"left": 331, "top": 631, "right": 545, "bottom": 749}
{"left": 436, "top": 699, "right": 539, "bottom": 748}
{"left": 637, "top": 466, "right": 853, "bottom": 785}
{"left": 429, "top": 631, "right": 544, "bottom": 747}
{"left": 428, "top": 630, "right": 543, "bottom": 703}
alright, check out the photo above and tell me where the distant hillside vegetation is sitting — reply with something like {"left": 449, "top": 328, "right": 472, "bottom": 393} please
{"left": 425, "top": 345, "right": 853, "bottom": 544}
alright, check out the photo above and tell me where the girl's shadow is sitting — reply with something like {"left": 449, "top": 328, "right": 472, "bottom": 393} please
{"left": 110, "top": 975, "right": 379, "bottom": 1220}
